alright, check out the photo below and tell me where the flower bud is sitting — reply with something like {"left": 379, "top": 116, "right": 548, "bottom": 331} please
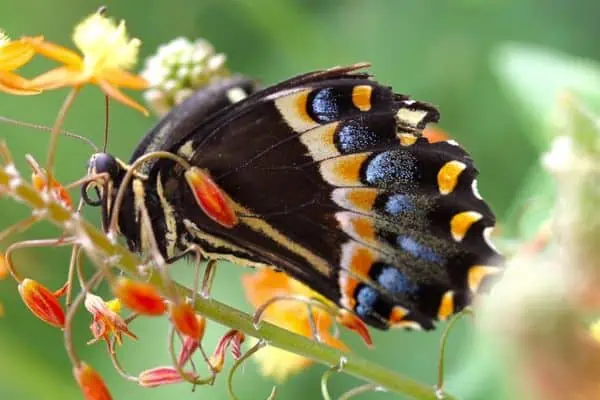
{"left": 73, "top": 362, "right": 112, "bottom": 400}
{"left": 178, "top": 336, "right": 199, "bottom": 367}
{"left": 112, "top": 277, "right": 166, "bottom": 316}
{"left": 209, "top": 329, "right": 245, "bottom": 372}
{"left": 170, "top": 302, "right": 205, "bottom": 339}
{"left": 18, "top": 278, "right": 65, "bottom": 328}
{"left": 138, "top": 366, "right": 195, "bottom": 388}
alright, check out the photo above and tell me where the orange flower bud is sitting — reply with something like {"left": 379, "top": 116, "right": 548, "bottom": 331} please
{"left": 31, "top": 170, "right": 73, "bottom": 209}
{"left": 170, "top": 302, "right": 205, "bottom": 339}
{"left": 184, "top": 167, "right": 237, "bottom": 228}
{"left": 18, "top": 278, "right": 65, "bottom": 328}
{"left": 112, "top": 277, "right": 166, "bottom": 316}
{"left": 0, "top": 253, "right": 7, "bottom": 280}
{"left": 73, "top": 362, "right": 112, "bottom": 400}
{"left": 138, "top": 366, "right": 197, "bottom": 388}
{"left": 337, "top": 309, "right": 373, "bottom": 347}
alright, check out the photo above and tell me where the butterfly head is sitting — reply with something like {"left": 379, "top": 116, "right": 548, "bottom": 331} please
{"left": 82, "top": 152, "right": 128, "bottom": 231}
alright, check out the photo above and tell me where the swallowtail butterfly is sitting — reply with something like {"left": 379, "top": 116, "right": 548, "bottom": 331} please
{"left": 83, "top": 64, "right": 503, "bottom": 330}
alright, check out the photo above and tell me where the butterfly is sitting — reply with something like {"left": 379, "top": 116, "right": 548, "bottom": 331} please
{"left": 83, "top": 63, "right": 503, "bottom": 331}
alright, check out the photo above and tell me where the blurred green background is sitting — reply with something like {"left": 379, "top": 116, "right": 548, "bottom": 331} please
{"left": 1, "top": 0, "right": 599, "bottom": 399}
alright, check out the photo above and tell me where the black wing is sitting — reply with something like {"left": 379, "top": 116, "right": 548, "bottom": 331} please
{"left": 149, "top": 64, "right": 504, "bottom": 330}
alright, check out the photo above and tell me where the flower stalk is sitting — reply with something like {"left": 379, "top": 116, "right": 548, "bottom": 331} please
{"left": 0, "top": 161, "right": 452, "bottom": 400}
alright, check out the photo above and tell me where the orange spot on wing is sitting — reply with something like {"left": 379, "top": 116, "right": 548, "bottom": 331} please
{"left": 437, "top": 291, "right": 455, "bottom": 321}
{"left": 339, "top": 273, "right": 360, "bottom": 309}
{"left": 329, "top": 153, "right": 369, "bottom": 185}
{"left": 351, "top": 217, "right": 376, "bottom": 242}
{"left": 295, "top": 90, "right": 313, "bottom": 124}
{"left": 299, "top": 122, "right": 339, "bottom": 161}
{"left": 468, "top": 265, "right": 500, "bottom": 293}
{"left": 345, "top": 189, "right": 377, "bottom": 212}
{"left": 398, "top": 133, "right": 417, "bottom": 146}
{"left": 388, "top": 306, "right": 409, "bottom": 325}
{"left": 450, "top": 211, "right": 483, "bottom": 242}
{"left": 352, "top": 85, "right": 372, "bottom": 111}
{"left": 348, "top": 245, "right": 376, "bottom": 277}
{"left": 437, "top": 160, "right": 466, "bottom": 195}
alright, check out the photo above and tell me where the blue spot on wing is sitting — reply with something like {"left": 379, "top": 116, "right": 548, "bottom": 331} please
{"left": 364, "top": 150, "right": 417, "bottom": 188}
{"left": 355, "top": 286, "right": 379, "bottom": 318}
{"left": 384, "top": 194, "right": 414, "bottom": 215}
{"left": 310, "top": 88, "right": 340, "bottom": 123}
{"left": 377, "top": 266, "right": 418, "bottom": 294}
{"left": 397, "top": 236, "right": 442, "bottom": 263}
{"left": 336, "top": 120, "right": 378, "bottom": 154}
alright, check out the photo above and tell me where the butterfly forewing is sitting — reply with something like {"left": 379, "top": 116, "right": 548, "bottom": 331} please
{"left": 133, "top": 65, "right": 503, "bottom": 330}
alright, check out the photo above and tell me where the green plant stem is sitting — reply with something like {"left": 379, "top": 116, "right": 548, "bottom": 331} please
{"left": 0, "top": 166, "right": 455, "bottom": 400}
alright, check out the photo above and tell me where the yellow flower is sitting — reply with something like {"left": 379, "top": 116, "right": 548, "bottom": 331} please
{"left": 0, "top": 30, "right": 40, "bottom": 95}
{"left": 23, "top": 12, "right": 148, "bottom": 114}
{"left": 242, "top": 269, "right": 346, "bottom": 381}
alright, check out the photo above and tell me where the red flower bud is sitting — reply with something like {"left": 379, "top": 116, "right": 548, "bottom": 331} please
{"left": 184, "top": 167, "right": 237, "bottom": 228}
{"left": 112, "top": 277, "right": 166, "bottom": 316}
{"left": 73, "top": 362, "right": 112, "bottom": 400}
{"left": 18, "top": 278, "right": 65, "bottom": 328}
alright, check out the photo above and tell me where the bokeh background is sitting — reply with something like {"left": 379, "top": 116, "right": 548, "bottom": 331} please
{"left": 1, "top": 0, "right": 599, "bottom": 399}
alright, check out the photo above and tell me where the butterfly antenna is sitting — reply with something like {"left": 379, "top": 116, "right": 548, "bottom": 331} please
{"left": 102, "top": 95, "right": 110, "bottom": 152}
{"left": 0, "top": 115, "right": 99, "bottom": 152}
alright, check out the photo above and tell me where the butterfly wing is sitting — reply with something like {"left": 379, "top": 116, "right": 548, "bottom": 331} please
{"left": 150, "top": 65, "right": 503, "bottom": 330}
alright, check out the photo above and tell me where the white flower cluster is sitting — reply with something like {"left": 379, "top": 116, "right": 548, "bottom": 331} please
{"left": 141, "top": 37, "right": 228, "bottom": 116}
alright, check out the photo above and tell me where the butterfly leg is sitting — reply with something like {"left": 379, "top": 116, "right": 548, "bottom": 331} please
{"left": 251, "top": 292, "right": 339, "bottom": 344}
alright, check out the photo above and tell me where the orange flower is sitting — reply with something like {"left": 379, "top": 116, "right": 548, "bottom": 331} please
{"left": 0, "top": 30, "right": 40, "bottom": 95}
{"left": 112, "top": 277, "right": 166, "bottom": 316}
{"left": 84, "top": 293, "right": 136, "bottom": 348}
{"left": 23, "top": 12, "right": 148, "bottom": 114}
{"left": 73, "top": 362, "right": 112, "bottom": 400}
{"left": 18, "top": 278, "right": 65, "bottom": 328}
{"left": 242, "top": 269, "right": 347, "bottom": 381}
